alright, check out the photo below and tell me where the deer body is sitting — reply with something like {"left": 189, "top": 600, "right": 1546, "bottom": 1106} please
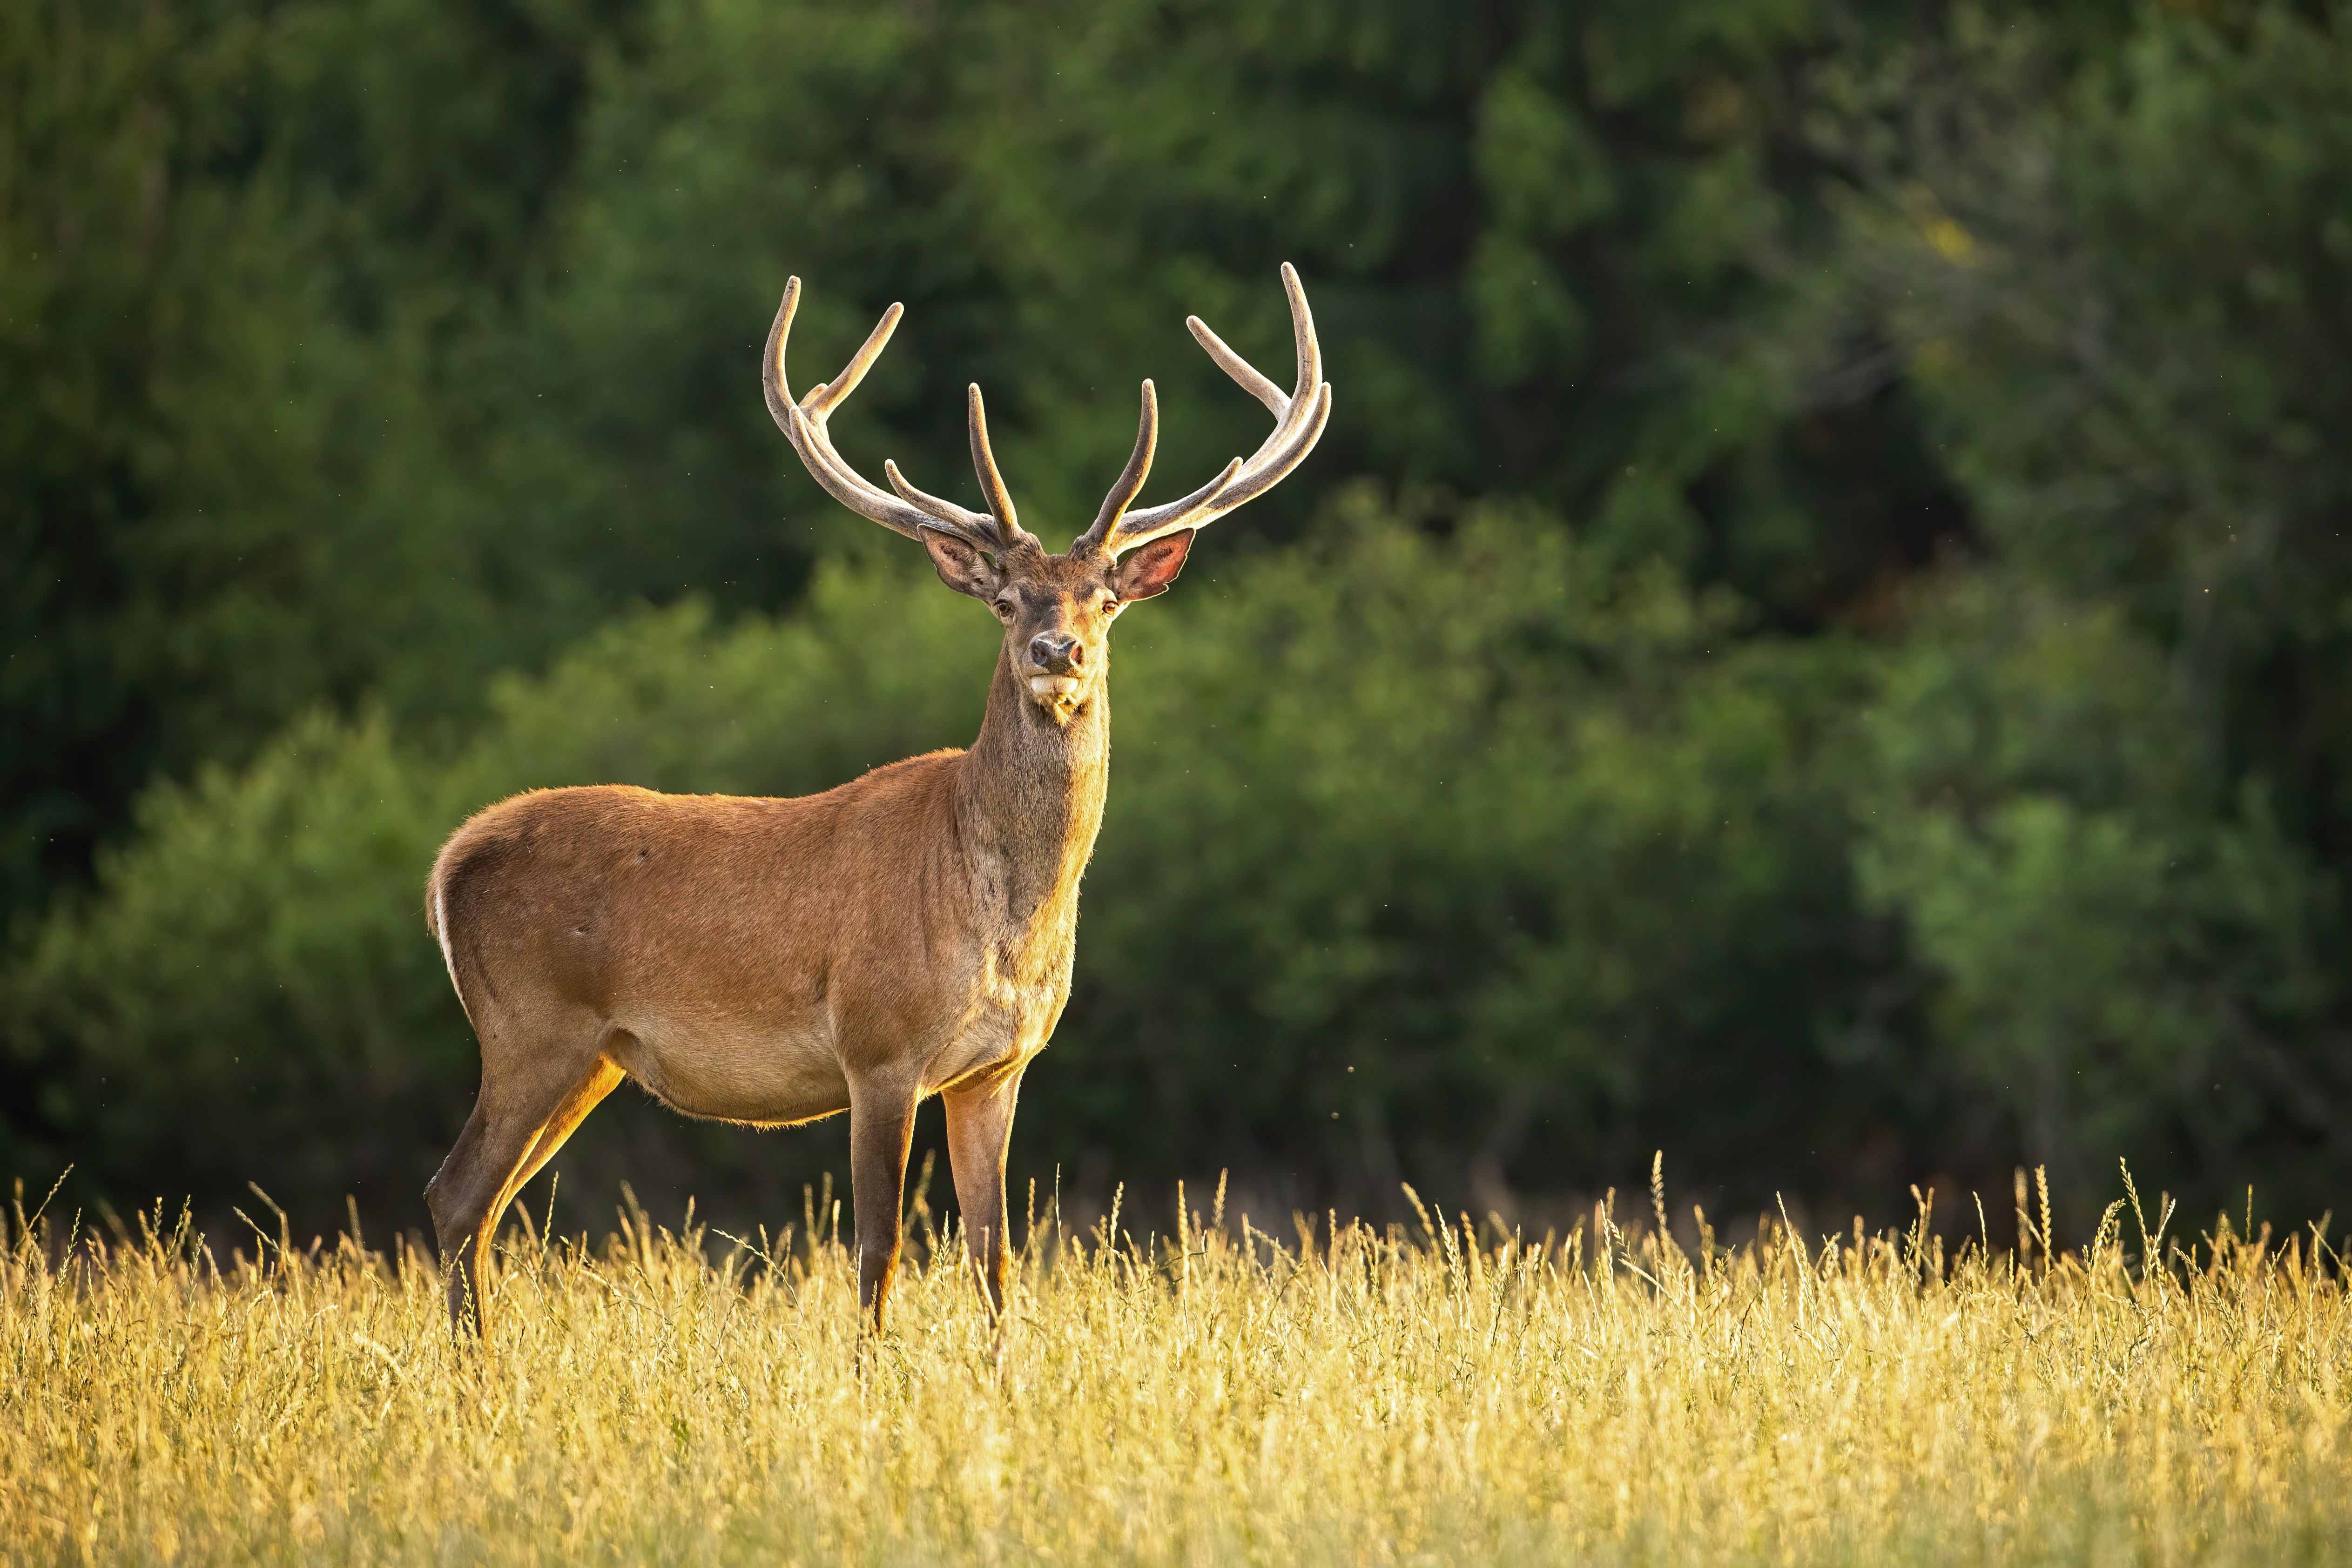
{"left": 435, "top": 649, "right": 1105, "bottom": 1125}
{"left": 425, "top": 266, "right": 1329, "bottom": 1337}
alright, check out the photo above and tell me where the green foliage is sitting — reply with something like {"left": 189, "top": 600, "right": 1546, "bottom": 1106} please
{"left": 1880, "top": 5, "right": 2352, "bottom": 626}
{"left": 474, "top": 563, "right": 994, "bottom": 800}
{"left": 0, "top": 0, "right": 1989, "bottom": 920}
{"left": 0, "top": 0, "right": 642, "bottom": 922}
{"left": 5, "top": 714, "right": 478, "bottom": 1215}
{"left": 4, "top": 0, "right": 330, "bottom": 911}
{"left": 1823, "top": 1, "right": 2352, "bottom": 1221}
{"left": 10, "top": 0, "right": 2352, "bottom": 1238}
{"left": 1831, "top": 0, "right": 2352, "bottom": 831}
{"left": 1857, "top": 577, "right": 2341, "bottom": 1214}
{"left": 497, "top": 0, "right": 1968, "bottom": 609}
{"left": 1059, "top": 489, "right": 1887, "bottom": 1208}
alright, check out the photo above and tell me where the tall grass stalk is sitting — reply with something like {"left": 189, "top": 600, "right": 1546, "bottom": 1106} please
{"left": 4, "top": 1169, "right": 2347, "bottom": 1564}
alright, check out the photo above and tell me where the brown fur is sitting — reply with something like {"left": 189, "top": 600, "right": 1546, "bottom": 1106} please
{"left": 423, "top": 536, "right": 1190, "bottom": 1335}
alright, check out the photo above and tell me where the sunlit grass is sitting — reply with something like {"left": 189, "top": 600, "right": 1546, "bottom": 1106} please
{"left": 4, "top": 1165, "right": 2348, "bottom": 1565}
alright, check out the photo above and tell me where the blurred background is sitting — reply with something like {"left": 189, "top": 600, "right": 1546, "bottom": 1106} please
{"left": 7, "top": 0, "right": 2351, "bottom": 1250}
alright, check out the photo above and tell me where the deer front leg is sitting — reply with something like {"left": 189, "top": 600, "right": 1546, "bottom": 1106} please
{"left": 943, "top": 1066, "right": 1024, "bottom": 1318}
{"left": 847, "top": 1080, "right": 919, "bottom": 1333}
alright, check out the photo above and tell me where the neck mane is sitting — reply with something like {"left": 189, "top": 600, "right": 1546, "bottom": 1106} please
{"left": 955, "top": 644, "right": 1112, "bottom": 945}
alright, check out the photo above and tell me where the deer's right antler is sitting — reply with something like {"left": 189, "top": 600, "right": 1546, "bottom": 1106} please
{"left": 763, "top": 278, "right": 1035, "bottom": 556}
{"left": 1074, "top": 262, "right": 1333, "bottom": 559}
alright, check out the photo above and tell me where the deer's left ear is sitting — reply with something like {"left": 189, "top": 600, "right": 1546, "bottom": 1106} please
{"left": 1110, "top": 530, "right": 1195, "bottom": 602}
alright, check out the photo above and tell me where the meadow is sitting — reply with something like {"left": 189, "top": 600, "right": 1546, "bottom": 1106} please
{"left": 4, "top": 1166, "right": 2347, "bottom": 1566}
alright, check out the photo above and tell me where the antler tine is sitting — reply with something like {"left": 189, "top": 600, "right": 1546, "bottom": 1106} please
{"left": 1280, "top": 260, "right": 1322, "bottom": 408}
{"left": 1168, "top": 383, "right": 1329, "bottom": 516}
{"left": 1101, "top": 262, "right": 1332, "bottom": 555}
{"left": 966, "top": 385, "right": 1032, "bottom": 548}
{"left": 762, "top": 277, "right": 809, "bottom": 427}
{"left": 762, "top": 279, "right": 1006, "bottom": 552}
{"left": 805, "top": 300, "right": 903, "bottom": 417}
{"left": 1185, "top": 317, "right": 1288, "bottom": 417}
{"left": 882, "top": 459, "right": 995, "bottom": 535}
{"left": 1074, "top": 380, "right": 1161, "bottom": 552}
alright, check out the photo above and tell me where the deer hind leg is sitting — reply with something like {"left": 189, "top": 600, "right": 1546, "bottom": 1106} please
{"left": 426, "top": 1047, "right": 623, "bottom": 1337}
{"left": 505, "top": 1053, "right": 626, "bottom": 1205}
{"left": 847, "top": 1078, "right": 920, "bottom": 1334}
{"left": 943, "top": 1066, "right": 1024, "bottom": 1319}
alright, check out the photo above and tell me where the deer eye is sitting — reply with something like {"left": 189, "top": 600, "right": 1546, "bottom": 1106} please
{"left": 993, "top": 597, "right": 1016, "bottom": 618}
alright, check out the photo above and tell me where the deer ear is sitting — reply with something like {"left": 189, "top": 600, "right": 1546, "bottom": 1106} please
{"left": 1110, "top": 530, "right": 1195, "bottom": 602}
{"left": 920, "top": 528, "right": 1004, "bottom": 599}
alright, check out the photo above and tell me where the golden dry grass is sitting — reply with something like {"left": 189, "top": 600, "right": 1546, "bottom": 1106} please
{"left": 4, "top": 1167, "right": 2349, "bottom": 1566}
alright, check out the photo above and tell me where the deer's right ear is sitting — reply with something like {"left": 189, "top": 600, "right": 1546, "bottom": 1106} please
{"left": 920, "top": 528, "right": 1004, "bottom": 600}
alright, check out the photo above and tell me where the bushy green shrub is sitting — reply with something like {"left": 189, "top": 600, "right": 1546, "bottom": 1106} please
{"left": 1857, "top": 575, "right": 2340, "bottom": 1217}
{"left": 1057, "top": 490, "right": 1885, "bottom": 1212}
{"left": 4, "top": 714, "right": 474, "bottom": 1224}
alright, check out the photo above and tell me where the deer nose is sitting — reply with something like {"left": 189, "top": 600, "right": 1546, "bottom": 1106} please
{"left": 1029, "top": 633, "right": 1081, "bottom": 674}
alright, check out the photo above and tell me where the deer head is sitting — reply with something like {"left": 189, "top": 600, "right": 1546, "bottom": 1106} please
{"left": 762, "top": 266, "right": 1333, "bottom": 725}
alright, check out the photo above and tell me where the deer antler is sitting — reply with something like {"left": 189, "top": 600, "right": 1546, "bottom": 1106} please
{"left": 1075, "top": 262, "right": 1333, "bottom": 558}
{"left": 763, "top": 278, "right": 1034, "bottom": 555}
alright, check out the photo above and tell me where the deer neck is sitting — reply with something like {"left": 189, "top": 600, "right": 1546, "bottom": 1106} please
{"left": 955, "top": 644, "right": 1111, "bottom": 950}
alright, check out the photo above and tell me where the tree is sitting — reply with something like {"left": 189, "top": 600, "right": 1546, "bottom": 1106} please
{"left": 0, "top": 0, "right": 640, "bottom": 927}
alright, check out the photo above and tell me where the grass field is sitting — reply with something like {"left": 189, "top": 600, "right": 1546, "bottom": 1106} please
{"left": 4, "top": 1165, "right": 2348, "bottom": 1565}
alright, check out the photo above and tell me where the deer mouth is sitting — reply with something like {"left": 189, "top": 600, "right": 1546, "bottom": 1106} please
{"left": 1026, "top": 674, "right": 1084, "bottom": 700}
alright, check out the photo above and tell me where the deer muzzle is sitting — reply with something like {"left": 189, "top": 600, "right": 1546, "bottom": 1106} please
{"left": 1029, "top": 633, "right": 1083, "bottom": 674}
{"left": 1024, "top": 633, "right": 1085, "bottom": 705}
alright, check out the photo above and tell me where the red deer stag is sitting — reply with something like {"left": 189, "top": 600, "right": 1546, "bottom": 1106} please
{"left": 422, "top": 265, "right": 1332, "bottom": 1335}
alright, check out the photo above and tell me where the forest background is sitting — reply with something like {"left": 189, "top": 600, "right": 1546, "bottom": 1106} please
{"left": 7, "top": 0, "right": 2351, "bottom": 1249}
